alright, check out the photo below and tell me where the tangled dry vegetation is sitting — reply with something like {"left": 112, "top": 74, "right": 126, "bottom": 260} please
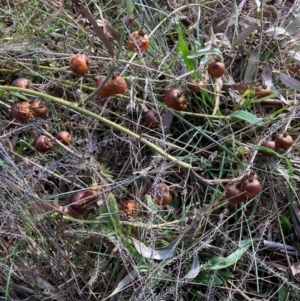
{"left": 2, "top": 0, "right": 300, "bottom": 300}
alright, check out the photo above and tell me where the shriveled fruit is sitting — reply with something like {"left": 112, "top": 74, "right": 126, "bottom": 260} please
{"left": 11, "top": 78, "right": 31, "bottom": 89}
{"left": 141, "top": 110, "right": 159, "bottom": 128}
{"left": 120, "top": 200, "right": 140, "bottom": 216}
{"left": 56, "top": 131, "right": 72, "bottom": 145}
{"left": 241, "top": 179, "right": 261, "bottom": 197}
{"left": 288, "top": 63, "right": 300, "bottom": 73}
{"left": 260, "top": 140, "right": 277, "bottom": 156}
{"left": 69, "top": 190, "right": 98, "bottom": 212}
{"left": 275, "top": 133, "right": 293, "bottom": 150}
{"left": 11, "top": 101, "right": 32, "bottom": 122}
{"left": 164, "top": 88, "right": 186, "bottom": 111}
{"left": 30, "top": 99, "right": 48, "bottom": 118}
{"left": 207, "top": 62, "right": 225, "bottom": 78}
{"left": 32, "top": 135, "right": 52, "bottom": 153}
{"left": 226, "top": 185, "right": 246, "bottom": 204}
{"left": 128, "top": 29, "right": 150, "bottom": 52}
{"left": 69, "top": 54, "right": 89, "bottom": 75}
{"left": 255, "top": 85, "right": 272, "bottom": 99}
{"left": 187, "top": 79, "right": 204, "bottom": 93}
{"left": 150, "top": 183, "right": 172, "bottom": 206}
{"left": 95, "top": 74, "right": 127, "bottom": 97}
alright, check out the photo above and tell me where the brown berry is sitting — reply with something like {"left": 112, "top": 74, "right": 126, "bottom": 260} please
{"left": 11, "top": 101, "right": 32, "bottom": 122}
{"left": 255, "top": 85, "right": 272, "bottom": 99}
{"left": 275, "top": 133, "right": 294, "bottom": 150}
{"left": 207, "top": 62, "right": 225, "bottom": 78}
{"left": 187, "top": 79, "right": 204, "bottom": 93}
{"left": 95, "top": 74, "right": 127, "bottom": 97}
{"left": 226, "top": 185, "right": 247, "bottom": 204}
{"left": 69, "top": 190, "right": 98, "bottom": 213}
{"left": 69, "top": 54, "right": 89, "bottom": 75}
{"left": 11, "top": 78, "right": 31, "bottom": 89}
{"left": 32, "top": 135, "right": 52, "bottom": 153}
{"left": 128, "top": 29, "right": 150, "bottom": 52}
{"left": 164, "top": 88, "right": 186, "bottom": 111}
{"left": 30, "top": 99, "right": 48, "bottom": 118}
{"left": 288, "top": 63, "right": 300, "bottom": 73}
{"left": 56, "top": 131, "right": 72, "bottom": 145}
{"left": 141, "top": 110, "right": 159, "bottom": 128}
{"left": 150, "top": 183, "right": 172, "bottom": 206}
{"left": 260, "top": 140, "right": 277, "bottom": 156}
{"left": 120, "top": 200, "right": 140, "bottom": 216}
{"left": 241, "top": 179, "right": 261, "bottom": 197}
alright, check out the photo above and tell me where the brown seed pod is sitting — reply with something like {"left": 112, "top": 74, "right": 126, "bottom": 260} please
{"left": 128, "top": 29, "right": 150, "bottom": 52}
{"left": 241, "top": 178, "right": 261, "bottom": 197}
{"left": 207, "top": 62, "right": 225, "bottom": 78}
{"left": 11, "top": 78, "right": 31, "bottom": 89}
{"left": 32, "top": 135, "right": 52, "bottom": 153}
{"left": 69, "top": 54, "right": 89, "bottom": 75}
{"left": 187, "top": 79, "right": 204, "bottom": 93}
{"left": 120, "top": 199, "right": 140, "bottom": 216}
{"left": 226, "top": 185, "right": 247, "bottom": 204}
{"left": 30, "top": 99, "right": 48, "bottom": 118}
{"left": 255, "top": 85, "right": 272, "bottom": 99}
{"left": 141, "top": 110, "right": 159, "bottom": 128}
{"left": 275, "top": 133, "right": 294, "bottom": 150}
{"left": 95, "top": 74, "right": 127, "bottom": 97}
{"left": 260, "top": 140, "right": 277, "bottom": 156}
{"left": 56, "top": 131, "right": 72, "bottom": 145}
{"left": 164, "top": 88, "right": 186, "bottom": 111}
{"left": 69, "top": 190, "right": 98, "bottom": 213}
{"left": 11, "top": 101, "right": 32, "bottom": 122}
{"left": 288, "top": 63, "right": 300, "bottom": 73}
{"left": 150, "top": 183, "right": 172, "bottom": 206}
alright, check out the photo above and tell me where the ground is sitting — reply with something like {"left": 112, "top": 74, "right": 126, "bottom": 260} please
{"left": 1, "top": 0, "right": 300, "bottom": 300}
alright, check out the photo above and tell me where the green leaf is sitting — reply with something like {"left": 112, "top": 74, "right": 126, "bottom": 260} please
{"left": 196, "top": 273, "right": 223, "bottom": 285}
{"left": 205, "top": 239, "right": 253, "bottom": 270}
{"left": 177, "top": 25, "right": 196, "bottom": 71}
{"left": 99, "top": 193, "right": 121, "bottom": 233}
{"left": 278, "top": 282, "right": 289, "bottom": 301}
{"left": 281, "top": 217, "right": 292, "bottom": 236}
{"left": 229, "top": 110, "right": 264, "bottom": 126}
{"left": 187, "top": 48, "right": 223, "bottom": 59}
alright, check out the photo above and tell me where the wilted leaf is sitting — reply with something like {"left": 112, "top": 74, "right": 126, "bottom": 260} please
{"left": 78, "top": 3, "right": 114, "bottom": 58}
{"left": 205, "top": 239, "right": 253, "bottom": 270}
{"left": 229, "top": 110, "right": 264, "bottom": 126}
{"left": 265, "top": 26, "right": 288, "bottom": 36}
{"left": 290, "top": 51, "right": 300, "bottom": 65}
{"left": 108, "top": 269, "right": 138, "bottom": 297}
{"left": 97, "top": 18, "right": 121, "bottom": 42}
{"left": 132, "top": 237, "right": 177, "bottom": 260}
{"left": 279, "top": 73, "right": 300, "bottom": 91}
{"left": 183, "top": 255, "right": 200, "bottom": 279}
{"left": 291, "top": 262, "right": 300, "bottom": 276}
{"left": 262, "top": 64, "right": 273, "bottom": 87}
{"left": 234, "top": 24, "right": 258, "bottom": 47}
{"left": 243, "top": 46, "right": 259, "bottom": 83}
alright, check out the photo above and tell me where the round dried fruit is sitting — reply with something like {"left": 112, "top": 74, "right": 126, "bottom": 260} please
{"left": 128, "top": 29, "right": 150, "bottom": 52}
{"left": 32, "top": 135, "right": 52, "bottom": 153}
{"left": 150, "top": 183, "right": 172, "bottom": 206}
{"left": 11, "top": 101, "right": 32, "bottom": 122}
